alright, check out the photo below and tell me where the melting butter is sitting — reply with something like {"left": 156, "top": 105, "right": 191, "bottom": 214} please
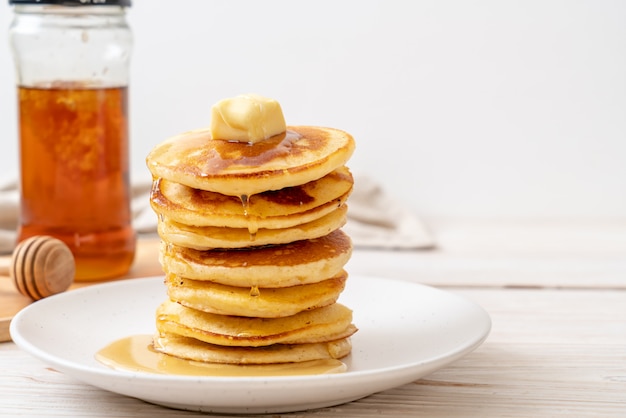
{"left": 96, "top": 335, "right": 347, "bottom": 377}
{"left": 210, "top": 94, "right": 286, "bottom": 144}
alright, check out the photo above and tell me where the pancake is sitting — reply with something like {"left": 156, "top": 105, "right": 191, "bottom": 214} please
{"left": 156, "top": 300, "right": 356, "bottom": 347}
{"left": 159, "top": 229, "right": 352, "bottom": 288}
{"left": 150, "top": 166, "right": 353, "bottom": 229}
{"left": 144, "top": 97, "right": 357, "bottom": 369}
{"left": 157, "top": 204, "right": 347, "bottom": 250}
{"left": 146, "top": 126, "right": 356, "bottom": 197}
{"left": 165, "top": 270, "right": 347, "bottom": 318}
{"left": 153, "top": 333, "right": 353, "bottom": 365}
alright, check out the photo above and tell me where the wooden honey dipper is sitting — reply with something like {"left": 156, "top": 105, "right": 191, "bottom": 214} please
{"left": 0, "top": 236, "right": 75, "bottom": 300}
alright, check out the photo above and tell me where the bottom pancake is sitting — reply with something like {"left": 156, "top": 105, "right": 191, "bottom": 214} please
{"left": 153, "top": 333, "right": 353, "bottom": 365}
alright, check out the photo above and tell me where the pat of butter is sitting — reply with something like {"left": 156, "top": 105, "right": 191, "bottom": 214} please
{"left": 210, "top": 94, "right": 286, "bottom": 143}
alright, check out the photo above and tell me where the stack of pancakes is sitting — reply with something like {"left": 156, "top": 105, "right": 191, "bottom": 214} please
{"left": 146, "top": 125, "right": 357, "bottom": 366}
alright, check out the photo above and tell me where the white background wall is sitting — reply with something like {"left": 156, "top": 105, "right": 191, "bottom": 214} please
{"left": 1, "top": 0, "right": 624, "bottom": 219}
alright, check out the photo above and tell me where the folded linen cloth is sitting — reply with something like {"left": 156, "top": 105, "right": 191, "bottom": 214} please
{"left": 343, "top": 173, "right": 435, "bottom": 250}
{"left": 0, "top": 178, "right": 19, "bottom": 254}
{"left": 0, "top": 174, "right": 433, "bottom": 253}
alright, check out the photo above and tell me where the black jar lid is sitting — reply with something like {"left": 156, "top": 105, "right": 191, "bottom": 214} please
{"left": 9, "top": 0, "right": 131, "bottom": 6}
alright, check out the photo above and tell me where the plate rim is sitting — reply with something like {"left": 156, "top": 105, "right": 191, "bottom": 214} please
{"left": 10, "top": 275, "right": 491, "bottom": 413}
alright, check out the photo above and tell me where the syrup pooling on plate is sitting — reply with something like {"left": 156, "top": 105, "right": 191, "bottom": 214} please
{"left": 96, "top": 335, "right": 347, "bottom": 377}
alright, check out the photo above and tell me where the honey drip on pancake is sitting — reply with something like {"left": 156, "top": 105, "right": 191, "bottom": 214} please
{"left": 149, "top": 130, "right": 303, "bottom": 175}
{"left": 240, "top": 194, "right": 250, "bottom": 215}
{"left": 96, "top": 334, "right": 347, "bottom": 376}
{"left": 208, "top": 130, "right": 301, "bottom": 171}
{"left": 239, "top": 194, "right": 259, "bottom": 240}
{"left": 249, "top": 285, "right": 260, "bottom": 297}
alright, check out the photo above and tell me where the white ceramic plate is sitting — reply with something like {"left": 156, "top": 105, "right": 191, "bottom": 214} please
{"left": 11, "top": 275, "right": 490, "bottom": 414}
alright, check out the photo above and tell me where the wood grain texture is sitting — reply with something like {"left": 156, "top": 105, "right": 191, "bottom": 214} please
{"left": 0, "top": 236, "right": 163, "bottom": 342}
{"left": 348, "top": 218, "right": 626, "bottom": 289}
{"left": 1, "top": 287, "right": 624, "bottom": 417}
{"left": 1, "top": 222, "right": 626, "bottom": 417}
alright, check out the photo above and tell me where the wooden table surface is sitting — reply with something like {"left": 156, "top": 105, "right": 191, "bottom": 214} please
{"left": 1, "top": 219, "right": 625, "bottom": 417}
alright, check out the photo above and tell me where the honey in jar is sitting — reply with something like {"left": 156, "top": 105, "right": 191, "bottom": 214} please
{"left": 17, "top": 83, "right": 135, "bottom": 280}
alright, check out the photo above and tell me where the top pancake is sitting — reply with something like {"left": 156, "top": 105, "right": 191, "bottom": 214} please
{"left": 146, "top": 126, "right": 356, "bottom": 196}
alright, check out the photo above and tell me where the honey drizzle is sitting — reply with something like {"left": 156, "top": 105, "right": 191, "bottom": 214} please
{"left": 239, "top": 194, "right": 259, "bottom": 240}
{"left": 249, "top": 285, "right": 260, "bottom": 297}
{"left": 240, "top": 194, "right": 250, "bottom": 216}
{"left": 238, "top": 193, "right": 259, "bottom": 297}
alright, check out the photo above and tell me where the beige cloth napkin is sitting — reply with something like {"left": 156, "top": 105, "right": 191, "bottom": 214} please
{"left": 343, "top": 174, "right": 434, "bottom": 249}
{"left": 0, "top": 178, "right": 19, "bottom": 254}
{"left": 0, "top": 175, "right": 434, "bottom": 253}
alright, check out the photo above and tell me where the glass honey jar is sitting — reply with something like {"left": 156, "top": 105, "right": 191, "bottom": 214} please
{"left": 8, "top": 0, "right": 136, "bottom": 281}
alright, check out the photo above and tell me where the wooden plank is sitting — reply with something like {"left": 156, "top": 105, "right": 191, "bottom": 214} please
{"left": 349, "top": 219, "right": 626, "bottom": 289}
{"left": 0, "top": 237, "right": 163, "bottom": 342}
{"left": 349, "top": 249, "right": 626, "bottom": 289}
{"left": 1, "top": 287, "right": 624, "bottom": 417}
